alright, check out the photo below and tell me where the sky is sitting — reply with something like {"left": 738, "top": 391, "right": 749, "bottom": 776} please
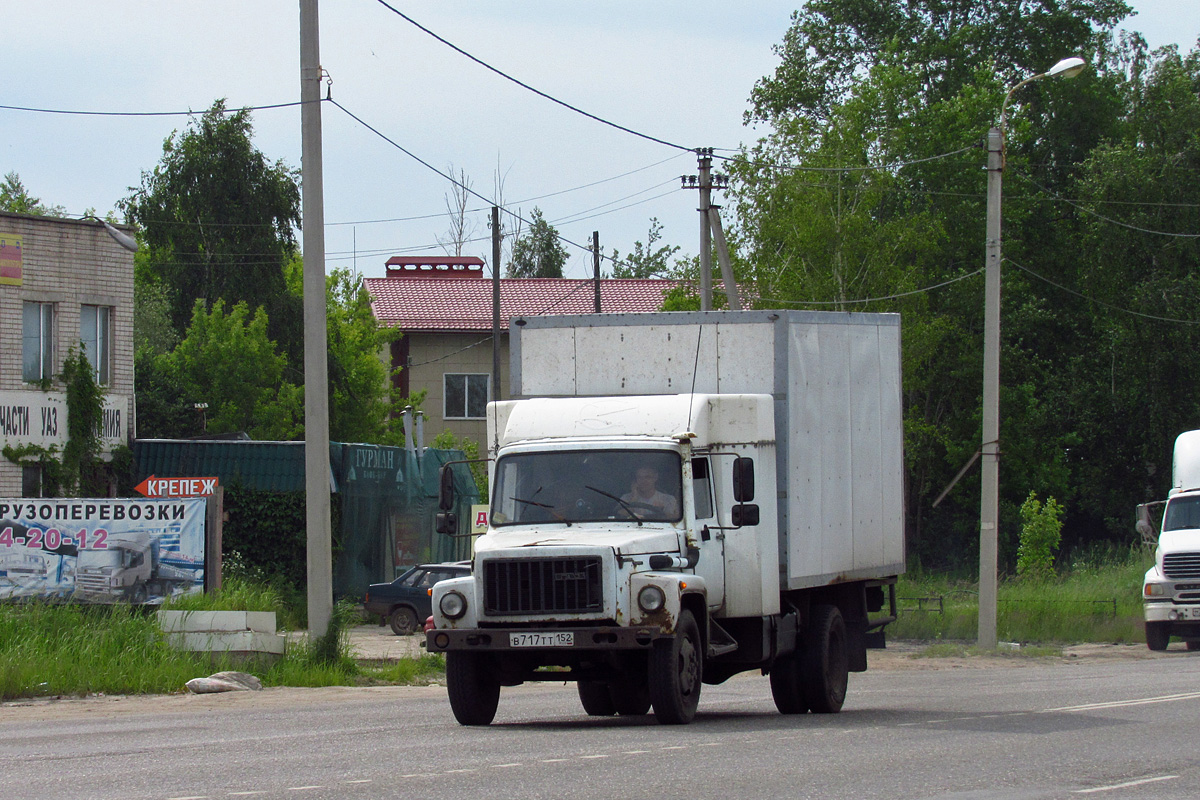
{"left": 2, "top": 1, "right": 1197, "bottom": 280}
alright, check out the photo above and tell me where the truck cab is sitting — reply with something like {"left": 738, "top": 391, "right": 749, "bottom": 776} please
{"left": 429, "top": 393, "right": 777, "bottom": 725}
{"left": 1141, "top": 431, "right": 1200, "bottom": 650}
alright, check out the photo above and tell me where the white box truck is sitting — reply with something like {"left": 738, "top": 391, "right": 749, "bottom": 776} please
{"left": 427, "top": 310, "right": 906, "bottom": 725}
{"left": 1139, "top": 430, "right": 1200, "bottom": 650}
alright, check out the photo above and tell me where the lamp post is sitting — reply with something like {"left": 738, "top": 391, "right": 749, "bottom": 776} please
{"left": 979, "top": 57, "right": 1085, "bottom": 649}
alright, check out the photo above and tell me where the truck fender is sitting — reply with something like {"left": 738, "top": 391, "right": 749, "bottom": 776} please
{"left": 630, "top": 573, "right": 705, "bottom": 632}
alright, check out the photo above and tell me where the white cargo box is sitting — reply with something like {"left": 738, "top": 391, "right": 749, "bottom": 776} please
{"left": 509, "top": 310, "right": 905, "bottom": 589}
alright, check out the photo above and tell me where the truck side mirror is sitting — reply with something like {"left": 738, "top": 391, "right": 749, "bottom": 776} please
{"left": 733, "top": 457, "right": 755, "bottom": 502}
{"left": 438, "top": 465, "right": 456, "bottom": 511}
{"left": 435, "top": 512, "right": 458, "bottom": 535}
{"left": 732, "top": 504, "right": 759, "bottom": 527}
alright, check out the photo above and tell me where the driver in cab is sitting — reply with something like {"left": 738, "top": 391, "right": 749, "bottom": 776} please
{"left": 621, "top": 465, "right": 679, "bottom": 519}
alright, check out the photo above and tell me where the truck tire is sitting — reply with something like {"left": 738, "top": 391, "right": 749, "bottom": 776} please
{"left": 769, "top": 650, "right": 810, "bottom": 715}
{"left": 802, "top": 605, "right": 848, "bottom": 713}
{"left": 577, "top": 681, "right": 616, "bottom": 716}
{"left": 611, "top": 678, "right": 652, "bottom": 716}
{"left": 1187, "top": 640, "right": 1200, "bottom": 652}
{"left": 1145, "top": 621, "right": 1170, "bottom": 651}
{"left": 130, "top": 584, "right": 148, "bottom": 605}
{"left": 446, "top": 652, "right": 501, "bottom": 726}
{"left": 388, "top": 606, "right": 418, "bottom": 636}
{"left": 649, "top": 609, "right": 702, "bottom": 725}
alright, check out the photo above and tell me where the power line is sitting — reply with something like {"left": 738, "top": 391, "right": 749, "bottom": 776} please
{"left": 1013, "top": 173, "right": 1200, "bottom": 237}
{"left": 371, "top": 0, "right": 695, "bottom": 153}
{"left": 751, "top": 269, "right": 985, "bottom": 308}
{"left": 1007, "top": 259, "right": 1200, "bottom": 325}
{"left": 0, "top": 100, "right": 310, "bottom": 117}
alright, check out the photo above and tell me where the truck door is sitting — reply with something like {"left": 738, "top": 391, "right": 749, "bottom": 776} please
{"left": 690, "top": 457, "right": 725, "bottom": 611}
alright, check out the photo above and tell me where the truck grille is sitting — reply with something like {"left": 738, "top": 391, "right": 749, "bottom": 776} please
{"left": 483, "top": 557, "right": 603, "bottom": 616}
{"left": 1163, "top": 552, "right": 1200, "bottom": 580}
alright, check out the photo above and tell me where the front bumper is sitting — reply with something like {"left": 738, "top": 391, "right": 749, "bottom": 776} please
{"left": 1144, "top": 601, "right": 1200, "bottom": 624}
{"left": 426, "top": 625, "right": 667, "bottom": 653}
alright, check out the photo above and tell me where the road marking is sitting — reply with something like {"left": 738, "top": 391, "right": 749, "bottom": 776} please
{"left": 167, "top": 796, "right": 208, "bottom": 799}
{"left": 540, "top": 758, "right": 569, "bottom": 763}
{"left": 622, "top": 750, "right": 649, "bottom": 755}
{"left": 286, "top": 788, "right": 323, "bottom": 792}
{"left": 1044, "top": 692, "right": 1200, "bottom": 713}
{"left": 343, "top": 780, "right": 372, "bottom": 785}
{"left": 580, "top": 754, "right": 609, "bottom": 759}
{"left": 1072, "top": 775, "right": 1179, "bottom": 794}
{"left": 492, "top": 763, "right": 523, "bottom": 768}
{"left": 228, "top": 793, "right": 267, "bottom": 797}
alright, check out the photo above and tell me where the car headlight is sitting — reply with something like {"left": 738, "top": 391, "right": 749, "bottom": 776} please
{"left": 439, "top": 590, "right": 467, "bottom": 619}
{"left": 638, "top": 585, "right": 666, "bottom": 613}
{"left": 1145, "top": 583, "right": 1167, "bottom": 597}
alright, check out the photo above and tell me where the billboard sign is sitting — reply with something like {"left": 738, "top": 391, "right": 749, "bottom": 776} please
{"left": 0, "top": 498, "right": 206, "bottom": 603}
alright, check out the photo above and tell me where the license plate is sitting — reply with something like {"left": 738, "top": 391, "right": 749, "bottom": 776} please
{"left": 509, "top": 631, "right": 574, "bottom": 648}
{"left": 1187, "top": 607, "right": 1200, "bottom": 620}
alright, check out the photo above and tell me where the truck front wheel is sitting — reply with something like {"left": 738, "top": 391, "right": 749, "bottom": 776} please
{"left": 446, "top": 652, "right": 501, "bottom": 725}
{"left": 649, "top": 609, "right": 702, "bottom": 724}
{"left": 802, "top": 605, "right": 848, "bottom": 713}
{"left": 1145, "top": 621, "right": 1170, "bottom": 651}
{"left": 769, "top": 650, "right": 809, "bottom": 715}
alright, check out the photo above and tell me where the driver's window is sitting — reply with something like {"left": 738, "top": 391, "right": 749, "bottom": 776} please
{"left": 692, "top": 457, "right": 714, "bottom": 519}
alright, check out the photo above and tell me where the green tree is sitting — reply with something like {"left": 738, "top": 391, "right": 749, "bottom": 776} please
{"left": 0, "top": 172, "right": 65, "bottom": 216}
{"left": 729, "top": 0, "right": 1144, "bottom": 569}
{"left": 610, "top": 218, "right": 681, "bottom": 279}
{"left": 121, "top": 100, "right": 303, "bottom": 366}
{"left": 156, "top": 299, "right": 302, "bottom": 440}
{"left": 507, "top": 207, "right": 568, "bottom": 278}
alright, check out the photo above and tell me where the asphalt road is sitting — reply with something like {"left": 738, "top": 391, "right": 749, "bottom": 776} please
{"left": 3, "top": 648, "right": 1199, "bottom": 800}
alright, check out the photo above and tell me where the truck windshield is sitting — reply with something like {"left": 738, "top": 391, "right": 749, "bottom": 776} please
{"left": 492, "top": 449, "right": 683, "bottom": 526}
{"left": 1164, "top": 496, "right": 1200, "bottom": 531}
{"left": 78, "top": 549, "right": 123, "bottom": 569}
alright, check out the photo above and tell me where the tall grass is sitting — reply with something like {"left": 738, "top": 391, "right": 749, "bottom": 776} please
{"left": 1, "top": 588, "right": 441, "bottom": 700}
{"left": 892, "top": 544, "right": 1151, "bottom": 643}
{"left": 0, "top": 602, "right": 212, "bottom": 700}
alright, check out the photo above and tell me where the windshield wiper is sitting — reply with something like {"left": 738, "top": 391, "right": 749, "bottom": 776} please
{"left": 510, "top": 496, "right": 571, "bottom": 526}
{"left": 584, "top": 485, "right": 642, "bottom": 526}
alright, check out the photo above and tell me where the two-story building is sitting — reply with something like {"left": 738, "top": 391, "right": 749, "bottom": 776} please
{"left": 0, "top": 212, "right": 135, "bottom": 497}
{"left": 364, "top": 256, "right": 678, "bottom": 446}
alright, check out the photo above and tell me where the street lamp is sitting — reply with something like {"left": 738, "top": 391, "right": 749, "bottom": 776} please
{"left": 979, "top": 56, "right": 1085, "bottom": 649}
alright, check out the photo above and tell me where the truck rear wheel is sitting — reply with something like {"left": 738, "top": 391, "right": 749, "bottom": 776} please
{"left": 802, "top": 605, "right": 848, "bottom": 713}
{"left": 1145, "top": 621, "right": 1170, "bottom": 651}
{"left": 769, "top": 650, "right": 810, "bottom": 715}
{"left": 649, "top": 609, "right": 702, "bottom": 725}
{"left": 446, "top": 652, "right": 501, "bottom": 726}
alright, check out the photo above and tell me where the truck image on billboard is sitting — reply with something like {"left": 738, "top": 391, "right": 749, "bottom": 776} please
{"left": 0, "top": 498, "right": 205, "bottom": 604}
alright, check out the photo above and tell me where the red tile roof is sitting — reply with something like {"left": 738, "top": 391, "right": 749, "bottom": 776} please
{"left": 365, "top": 276, "right": 680, "bottom": 332}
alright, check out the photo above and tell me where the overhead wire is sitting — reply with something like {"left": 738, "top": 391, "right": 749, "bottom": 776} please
{"left": 1007, "top": 259, "right": 1200, "bottom": 325}
{"left": 371, "top": 0, "right": 695, "bottom": 153}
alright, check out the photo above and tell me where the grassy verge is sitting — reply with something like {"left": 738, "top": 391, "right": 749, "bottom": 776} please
{"left": 891, "top": 546, "right": 1151, "bottom": 644}
{"left": 0, "top": 580, "right": 444, "bottom": 701}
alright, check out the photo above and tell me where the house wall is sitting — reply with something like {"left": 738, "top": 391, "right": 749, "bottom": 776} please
{"left": 403, "top": 330, "right": 509, "bottom": 448}
{"left": 0, "top": 212, "right": 136, "bottom": 496}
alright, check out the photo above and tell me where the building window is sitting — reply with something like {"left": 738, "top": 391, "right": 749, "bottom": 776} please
{"left": 22, "top": 301, "right": 54, "bottom": 382}
{"left": 80, "top": 305, "right": 112, "bottom": 384}
{"left": 22, "top": 465, "right": 42, "bottom": 498}
{"left": 444, "top": 373, "right": 489, "bottom": 419}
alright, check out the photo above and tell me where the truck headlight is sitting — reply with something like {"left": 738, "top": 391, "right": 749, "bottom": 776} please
{"left": 638, "top": 585, "right": 666, "bottom": 613}
{"left": 1145, "top": 583, "right": 1167, "bottom": 597}
{"left": 439, "top": 591, "right": 467, "bottom": 619}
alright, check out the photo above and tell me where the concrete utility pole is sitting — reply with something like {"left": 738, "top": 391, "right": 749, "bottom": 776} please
{"left": 979, "top": 126, "right": 1003, "bottom": 650}
{"left": 682, "top": 149, "right": 735, "bottom": 311}
{"left": 300, "top": 0, "right": 332, "bottom": 638}
{"left": 492, "top": 206, "right": 501, "bottom": 402}
{"left": 698, "top": 149, "right": 712, "bottom": 311}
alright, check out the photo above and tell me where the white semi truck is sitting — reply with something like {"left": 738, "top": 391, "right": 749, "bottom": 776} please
{"left": 1139, "top": 430, "right": 1200, "bottom": 651}
{"left": 427, "top": 310, "right": 906, "bottom": 725}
